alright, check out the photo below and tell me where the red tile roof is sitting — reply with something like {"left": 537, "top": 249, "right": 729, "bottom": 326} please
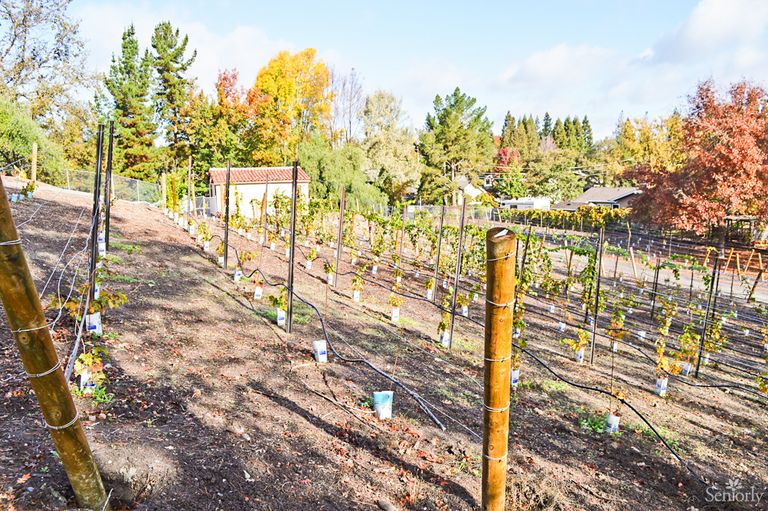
{"left": 209, "top": 166, "right": 310, "bottom": 185}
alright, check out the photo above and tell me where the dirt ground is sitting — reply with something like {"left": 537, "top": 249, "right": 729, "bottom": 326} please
{"left": 0, "top": 177, "right": 766, "bottom": 510}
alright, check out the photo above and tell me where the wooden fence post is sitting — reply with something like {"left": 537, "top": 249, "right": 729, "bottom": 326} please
{"left": 160, "top": 173, "right": 167, "bottom": 212}
{"left": 0, "top": 178, "right": 110, "bottom": 510}
{"left": 482, "top": 227, "right": 516, "bottom": 510}
{"left": 31, "top": 142, "right": 37, "bottom": 183}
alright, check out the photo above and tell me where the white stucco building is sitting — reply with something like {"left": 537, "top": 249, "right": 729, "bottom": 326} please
{"left": 209, "top": 166, "right": 311, "bottom": 218}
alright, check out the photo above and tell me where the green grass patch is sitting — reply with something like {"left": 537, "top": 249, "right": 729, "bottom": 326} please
{"left": 579, "top": 413, "right": 608, "bottom": 434}
{"left": 111, "top": 241, "right": 143, "bottom": 254}
{"left": 520, "top": 378, "right": 568, "bottom": 393}
{"left": 104, "top": 274, "right": 154, "bottom": 285}
{"left": 257, "top": 302, "right": 313, "bottom": 325}
{"left": 103, "top": 254, "right": 124, "bottom": 265}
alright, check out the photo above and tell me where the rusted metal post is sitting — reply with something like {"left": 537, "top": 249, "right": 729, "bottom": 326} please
{"left": 482, "top": 227, "right": 516, "bottom": 511}
{"left": 0, "top": 178, "right": 111, "bottom": 510}
{"left": 333, "top": 186, "right": 345, "bottom": 287}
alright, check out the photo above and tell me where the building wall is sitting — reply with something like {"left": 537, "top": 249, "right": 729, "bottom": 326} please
{"left": 213, "top": 182, "right": 309, "bottom": 218}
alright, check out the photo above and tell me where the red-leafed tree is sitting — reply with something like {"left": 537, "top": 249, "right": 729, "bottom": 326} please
{"left": 629, "top": 80, "right": 768, "bottom": 234}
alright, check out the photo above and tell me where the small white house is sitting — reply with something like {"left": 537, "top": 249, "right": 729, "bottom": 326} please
{"left": 209, "top": 166, "right": 310, "bottom": 219}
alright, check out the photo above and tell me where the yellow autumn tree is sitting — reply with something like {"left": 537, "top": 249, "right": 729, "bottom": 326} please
{"left": 246, "top": 48, "right": 332, "bottom": 165}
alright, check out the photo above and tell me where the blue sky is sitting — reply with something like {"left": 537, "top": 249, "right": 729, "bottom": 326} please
{"left": 72, "top": 0, "right": 768, "bottom": 138}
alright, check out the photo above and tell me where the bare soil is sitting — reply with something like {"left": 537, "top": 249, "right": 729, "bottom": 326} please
{"left": 0, "top": 178, "right": 766, "bottom": 511}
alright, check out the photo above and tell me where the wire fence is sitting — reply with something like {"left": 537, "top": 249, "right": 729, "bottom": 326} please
{"left": 63, "top": 169, "right": 161, "bottom": 204}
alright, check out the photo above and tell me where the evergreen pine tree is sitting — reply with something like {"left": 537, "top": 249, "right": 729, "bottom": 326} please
{"left": 524, "top": 116, "right": 539, "bottom": 158}
{"left": 572, "top": 117, "right": 584, "bottom": 151}
{"left": 106, "top": 25, "right": 157, "bottom": 180}
{"left": 151, "top": 21, "right": 197, "bottom": 171}
{"left": 541, "top": 112, "right": 553, "bottom": 138}
{"left": 552, "top": 118, "right": 566, "bottom": 148}
{"left": 500, "top": 112, "right": 515, "bottom": 149}
{"left": 511, "top": 116, "right": 528, "bottom": 160}
{"left": 581, "top": 115, "right": 593, "bottom": 150}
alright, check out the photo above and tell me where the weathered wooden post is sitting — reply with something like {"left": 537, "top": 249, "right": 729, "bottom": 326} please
{"left": 30, "top": 142, "right": 37, "bottom": 183}
{"left": 187, "top": 155, "right": 194, "bottom": 218}
{"left": 482, "top": 227, "right": 516, "bottom": 510}
{"left": 223, "top": 161, "right": 231, "bottom": 269}
{"left": 0, "top": 178, "right": 111, "bottom": 510}
{"left": 695, "top": 256, "right": 720, "bottom": 378}
{"left": 160, "top": 173, "right": 167, "bottom": 212}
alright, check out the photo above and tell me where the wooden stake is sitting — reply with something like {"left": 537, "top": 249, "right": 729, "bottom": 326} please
{"left": 0, "top": 179, "right": 110, "bottom": 509}
{"left": 629, "top": 247, "right": 638, "bottom": 280}
{"left": 31, "top": 142, "right": 37, "bottom": 183}
{"left": 745, "top": 249, "right": 755, "bottom": 275}
{"left": 736, "top": 253, "right": 742, "bottom": 277}
{"left": 160, "top": 173, "right": 167, "bottom": 211}
{"left": 747, "top": 268, "right": 765, "bottom": 302}
{"left": 724, "top": 248, "right": 734, "bottom": 272}
{"left": 482, "top": 227, "right": 516, "bottom": 511}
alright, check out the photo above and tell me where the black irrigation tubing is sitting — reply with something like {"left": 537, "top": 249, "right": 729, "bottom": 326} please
{"left": 292, "top": 237, "right": 768, "bottom": 403}
{"left": 203, "top": 232, "right": 448, "bottom": 432}
{"left": 293, "top": 230, "right": 768, "bottom": 378}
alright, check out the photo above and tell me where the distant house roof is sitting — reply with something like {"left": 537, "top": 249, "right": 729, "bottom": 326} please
{"left": 209, "top": 166, "right": 310, "bottom": 186}
{"left": 574, "top": 187, "right": 640, "bottom": 204}
{"left": 552, "top": 200, "right": 584, "bottom": 212}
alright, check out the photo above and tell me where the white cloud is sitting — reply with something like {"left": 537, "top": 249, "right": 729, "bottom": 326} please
{"left": 73, "top": 1, "right": 293, "bottom": 94}
{"left": 500, "top": 44, "right": 617, "bottom": 86}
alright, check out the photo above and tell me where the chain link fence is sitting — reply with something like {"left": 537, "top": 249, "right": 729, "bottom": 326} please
{"left": 63, "top": 169, "right": 161, "bottom": 204}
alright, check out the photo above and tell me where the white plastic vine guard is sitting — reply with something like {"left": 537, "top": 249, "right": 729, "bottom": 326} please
{"left": 390, "top": 307, "right": 400, "bottom": 323}
{"left": 510, "top": 369, "right": 520, "bottom": 388}
{"left": 276, "top": 308, "right": 286, "bottom": 326}
{"left": 353, "top": 290, "right": 361, "bottom": 302}
{"left": 655, "top": 377, "right": 668, "bottom": 396}
{"left": 606, "top": 414, "right": 620, "bottom": 434}
{"left": 575, "top": 347, "right": 585, "bottom": 363}
{"left": 312, "top": 340, "right": 328, "bottom": 363}
{"left": 254, "top": 286, "right": 263, "bottom": 300}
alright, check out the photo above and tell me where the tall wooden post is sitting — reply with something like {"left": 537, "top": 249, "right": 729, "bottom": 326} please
{"left": 695, "top": 257, "right": 720, "bottom": 377}
{"left": 187, "top": 155, "right": 194, "bottom": 217}
{"left": 0, "top": 178, "right": 110, "bottom": 510}
{"left": 223, "top": 161, "right": 231, "bottom": 270}
{"left": 160, "top": 173, "right": 167, "bottom": 212}
{"left": 482, "top": 227, "right": 516, "bottom": 511}
{"left": 30, "top": 142, "right": 37, "bottom": 183}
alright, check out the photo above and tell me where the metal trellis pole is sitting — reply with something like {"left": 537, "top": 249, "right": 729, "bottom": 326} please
{"left": 333, "top": 186, "right": 345, "bottom": 287}
{"left": 104, "top": 122, "right": 114, "bottom": 250}
{"left": 432, "top": 204, "right": 446, "bottom": 303}
{"left": 286, "top": 162, "right": 299, "bottom": 333}
{"left": 447, "top": 197, "right": 467, "bottom": 349}
{"left": 88, "top": 125, "right": 104, "bottom": 304}
{"left": 589, "top": 227, "right": 605, "bottom": 365}
{"left": 695, "top": 256, "right": 720, "bottom": 378}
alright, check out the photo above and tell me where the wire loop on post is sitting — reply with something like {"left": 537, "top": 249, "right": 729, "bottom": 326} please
{"left": 45, "top": 411, "right": 79, "bottom": 431}
{"left": 26, "top": 360, "right": 61, "bottom": 379}
{"left": 0, "top": 238, "right": 21, "bottom": 246}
